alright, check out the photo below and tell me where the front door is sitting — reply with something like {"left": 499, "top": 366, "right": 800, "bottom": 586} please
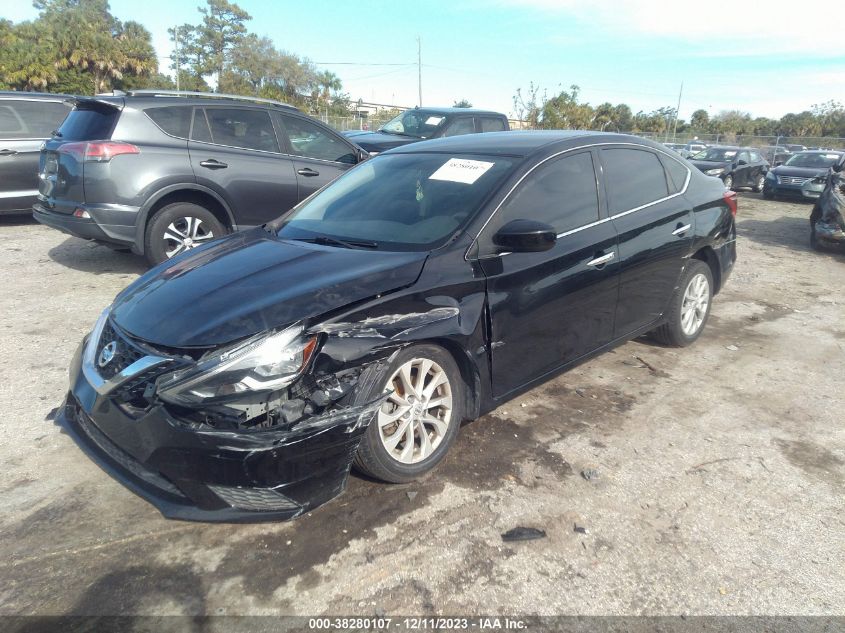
{"left": 475, "top": 150, "right": 620, "bottom": 398}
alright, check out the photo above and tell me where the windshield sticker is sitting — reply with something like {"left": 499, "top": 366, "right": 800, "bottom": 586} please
{"left": 429, "top": 158, "right": 495, "bottom": 185}
{"left": 425, "top": 116, "right": 444, "bottom": 126}
{"left": 824, "top": 154, "right": 840, "bottom": 160}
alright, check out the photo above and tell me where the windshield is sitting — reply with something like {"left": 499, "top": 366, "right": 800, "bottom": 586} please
{"left": 784, "top": 152, "right": 842, "bottom": 168}
{"left": 272, "top": 153, "right": 515, "bottom": 251}
{"left": 692, "top": 148, "right": 737, "bottom": 162}
{"left": 380, "top": 110, "right": 447, "bottom": 139}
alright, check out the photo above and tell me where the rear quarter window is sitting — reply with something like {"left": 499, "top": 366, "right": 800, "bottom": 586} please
{"left": 57, "top": 106, "right": 118, "bottom": 141}
{"left": 145, "top": 106, "right": 192, "bottom": 138}
{"left": 659, "top": 153, "right": 689, "bottom": 194}
{"left": 601, "top": 148, "right": 669, "bottom": 214}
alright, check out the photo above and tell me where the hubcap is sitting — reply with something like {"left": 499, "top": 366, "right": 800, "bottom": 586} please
{"left": 377, "top": 358, "right": 453, "bottom": 464}
{"left": 681, "top": 273, "right": 709, "bottom": 336}
{"left": 163, "top": 216, "right": 214, "bottom": 258}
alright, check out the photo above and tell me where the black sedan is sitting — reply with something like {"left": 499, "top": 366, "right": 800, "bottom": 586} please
{"left": 764, "top": 150, "right": 845, "bottom": 201}
{"left": 689, "top": 146, "right": 769, "bottom": 191}
{"left": 343, "top": 107, "right": 509, "bottom": 154}
{"left": 58, "top": 131, "right": 737, "bottom": 522}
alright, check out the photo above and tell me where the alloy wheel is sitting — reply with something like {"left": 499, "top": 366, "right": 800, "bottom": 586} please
{"left": 377, "top": 357, "right": 453, "bottom": 464}
{"left": 681, "top": 273, "right": 709, "bottom": 336}
{"left": 163, "top": 216, "right": 215, "bottom": 258}
{"left": 723, "top": 174, "right": 733, "bottom": 189}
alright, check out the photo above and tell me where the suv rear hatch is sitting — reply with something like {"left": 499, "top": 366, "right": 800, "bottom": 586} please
{"left": 38, "top": 98, "right": 122, "bottom": 213}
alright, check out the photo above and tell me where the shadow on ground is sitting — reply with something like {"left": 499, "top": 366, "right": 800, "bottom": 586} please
{"left": 48, "top": 237, "right": 147, "bottom": 275}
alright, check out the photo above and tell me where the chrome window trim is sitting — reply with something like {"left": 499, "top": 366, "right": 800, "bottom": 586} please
{"left": 466, "top": 141, "right": 691, "bottom": 260}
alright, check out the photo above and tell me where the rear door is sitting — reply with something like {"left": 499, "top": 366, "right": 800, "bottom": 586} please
{"left": 601, "top": 146, "right": 693, "bottom": 337}
{"left": 188, "top": 106, "right": 298, "bottom": 226}
{"left": 476, "top": 149, "right": 619, "bottom": 398}
{"left": 1, "top": 98, "right": 71, "bottom": 213}
{"left": 441, "top": 116, "right": 476, "bottom": 138}
{"left": 274, "top": 112, "right": 357, "bottom": 201}
{"left": 734, "top": 150, "right": 752, "bottom": 186}
{"left": 478, "top": 116, "right": 508, "bottom": 133}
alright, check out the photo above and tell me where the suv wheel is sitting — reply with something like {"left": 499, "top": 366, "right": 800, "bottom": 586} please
{"left": 145, "top": 203, "right": 225, "bottom": 266}
{"left": 722, "top": 174, "right": 734, "bottom": 190}
{"left": 752, "top": 174, "right": 765, "bottom": 193}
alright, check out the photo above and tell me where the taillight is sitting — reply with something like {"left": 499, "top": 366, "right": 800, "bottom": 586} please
{"left": 723, "top": 190, "right": 738, "bottom": 217}
{"left": 57, "top": 141, "right": 140, "bottom": 162}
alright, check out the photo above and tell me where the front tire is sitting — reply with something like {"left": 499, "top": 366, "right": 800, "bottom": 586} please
{"left": 810, "top": 206, "right": 822, "bottom": 251}
{"left": 752, "top": 174, "right": 765, "bottom": 193}
{"left": 722, "top": 174, "right": 734, "bottom": 190}
{"left": 651, "top": 260, "right": 713, "bottom": 347}
{"left": 144, "top": 202, "right": 226, "bottom": 266}
{"left": 353, "top": 345, "right": 464, "bottom": 483}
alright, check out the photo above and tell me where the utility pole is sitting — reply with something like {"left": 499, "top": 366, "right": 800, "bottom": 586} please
{"left": 417, "top": 36, "right": 422, "bottom": 107}
{"left": 174, "top": 26, "right": 180, "bottom": 92}
{"left": 672, "top": 81, "right": 683, "bottom": 142}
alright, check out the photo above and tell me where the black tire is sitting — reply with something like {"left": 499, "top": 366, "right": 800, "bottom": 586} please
{"left": 722, "top": 174, "right": 734, "bottom": 190}
{"left": 752, "top": 174, "right": 765, "bottom": 193}
{"left": 353, "top": 344, "right": 465, "bottom": 483}
{"left": 651, "top": 260, "right": 714, "bottom": 347}
{"left": 810, "top": 206, "right": 822, "bottom": 251}
{"left": 144, "top": 202, "right": 226, "bottom": 266}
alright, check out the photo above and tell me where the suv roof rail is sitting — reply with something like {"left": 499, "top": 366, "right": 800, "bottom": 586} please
{"left": 126, "top": 89, "right": 298, "bottom": 110}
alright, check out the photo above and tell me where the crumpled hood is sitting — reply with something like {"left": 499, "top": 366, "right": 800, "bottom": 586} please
{"left": 340, "top": 131, "right": 418, "bottom": 153}
{"left": 690, "top": 160, "right": 730, "bottom": 172}
{"left": 771, "top": 165, "right": 827, "bottom": 178}
{"left": 111, "top": 229, "right": 428, "bottom": 348}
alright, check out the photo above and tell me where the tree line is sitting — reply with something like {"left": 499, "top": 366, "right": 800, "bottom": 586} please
{"left": 514, "top": 83, "right": 845, "bottom": 139}
{"left": 0, "top": 0, "right": 349, "bottom": 115}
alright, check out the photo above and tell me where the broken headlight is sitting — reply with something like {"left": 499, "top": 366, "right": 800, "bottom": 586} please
{"left": 156, "top": 326, "right": 318, "bottom": 406}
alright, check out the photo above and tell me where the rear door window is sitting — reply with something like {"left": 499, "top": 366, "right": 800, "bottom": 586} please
{"left": 205, "top": 107, "right": 279, "bottom": 153}
{"left": 57, "top": 105, "right": 118, "bottom": 141}
{"left": 479, "top": 117, "right": 506, "bottom": 132}
{"left": 1, "top": 100, "right": 71, "bottom": 139}
{"left": 190, "top": 108, "right": 213, "bottom": 143}
{"left": 0, "top": 104, "right": 26, "bottom": 138}
{"left": 277, "top": 114, "right": 356, "bottom": 163}
{"left": 145, "top": 106, "right": 192, "bottom": 139}
{"left": 601, "top": 148, "right": 669, "bottom": 214}
{"left": 442, "top": 117, "right": 476, "bottom": 137}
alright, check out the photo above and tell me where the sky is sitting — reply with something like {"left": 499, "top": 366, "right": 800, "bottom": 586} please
{"left": 4, "top": 0, "right": 844, "bottom": 120}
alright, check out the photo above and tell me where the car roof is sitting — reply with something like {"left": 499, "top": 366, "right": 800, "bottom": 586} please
{"left": 0, "top": 91, "right": 74, "bottom": 100}
{"left": 79, "top": 91, "right": 301, "bottom": 112}
{"left": 794, "top": 149, "right": 843, "bottom": 155}
{"left": 410, "top": 107, "right": 507, "bottom": 116}
{"left": 384, "top": 130, "right": 667, "bottom": 158}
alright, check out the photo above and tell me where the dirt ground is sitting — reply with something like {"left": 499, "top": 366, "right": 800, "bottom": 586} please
{"left": 1, "top": 193, "right": 843, "bottom": 617}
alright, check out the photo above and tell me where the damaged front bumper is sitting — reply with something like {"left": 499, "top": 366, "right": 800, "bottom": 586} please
{"left": 59, "top": 339, "right": 381, "bottom": 523}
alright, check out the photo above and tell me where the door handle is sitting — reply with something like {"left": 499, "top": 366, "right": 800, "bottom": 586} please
{"left": 199, "top": 159, "right": 227, "bottom": 169}
{"left": 586, "top": 251, "right": 615, "bottom": 267}
{"left": 672, "top": 223, "right": 691, "bottom": 236}
{"left": 297, "top": 168, "right": 320, "bottom": 177}
{"left": 0, "top": 149, "right": 18, "bottom": 156}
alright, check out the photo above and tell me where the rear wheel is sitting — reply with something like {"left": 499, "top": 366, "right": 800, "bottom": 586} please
{"left": 353, "top": 345, "right": 464, "bottom": 483}
{"left": 651, "top": 260, "right": 713, "bottom": 347}
{"left": 810, "top": 206, "right": 822, "bottom": 251}
{"left": 752, "top": 173, "right": 765, "bottom": 193}
{"left": 144, "top": 202, "right": 225, "bottom": 266}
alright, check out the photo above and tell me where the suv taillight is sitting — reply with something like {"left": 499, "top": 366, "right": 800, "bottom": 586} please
{"left": 58, "top": 141, "right": 140, "bottom": 162}
{"left": 723, "top": 190, "right": 738, "bottom": 217}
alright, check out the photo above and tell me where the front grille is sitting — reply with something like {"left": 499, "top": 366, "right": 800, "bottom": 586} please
{"left": 208, "top": 485, "right": 301, "bottom": 512}
{"left": 777, "top": 175, "right": 811, "bottom": 186}
{"left": 96, "top": 320, "right": 144, "bottom": 380}
{"left": 73, "top": 405, "right": 185, "bottom": 498}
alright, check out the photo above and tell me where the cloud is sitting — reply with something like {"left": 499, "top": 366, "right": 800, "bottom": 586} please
{"left": 500, "top": 0, "right": 841, "bottom": 57}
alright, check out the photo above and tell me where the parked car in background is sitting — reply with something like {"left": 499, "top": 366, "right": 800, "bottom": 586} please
{"left": 689, "top": 146, "right": 769, "bottom": 191}
{"left": 58, "top": 131, "right": 736, "bottom": 521}
{"left": 680, "top": 141, "right": 708, "bottom": 158}
{"left": 34, "top": 90, "right": 368, "bottom": 265}
{"left": 0, "top": 92, "right": 72, "bottom": 215}
{"left": 763, "top": 150, "right": 844, "bottom": 201}
{"left": 785, "top": 144, "right": 807, "bottom": 153}
{"left": 342, "top": 107, "right": 510, "bottom": 154}
{"left": 663, "top": 142, "right": 685, "bottom": 154}
{"left": 762, "top": 145, "right": 792, "bottom": 166}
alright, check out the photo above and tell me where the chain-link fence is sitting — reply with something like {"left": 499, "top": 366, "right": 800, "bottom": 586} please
{"left": 317, "top": 113, "right": 398, "bottom": 132}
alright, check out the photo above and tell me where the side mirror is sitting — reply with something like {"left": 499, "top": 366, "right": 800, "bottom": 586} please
{"left": 736, "top": 159, "right": 747, "bottom": 166}
{"left": 493, "top": 219, "right": 556, "bottom": 253}
{"left": 774, "top": 160, "right": 784, "bottom": 167}
{"left": 356, "top": 147, "right": 370, "bottom": 163}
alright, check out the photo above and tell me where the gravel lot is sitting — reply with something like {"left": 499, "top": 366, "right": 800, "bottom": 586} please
{"left": 1, "top": 193, "right": 843, "bottom": 616}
